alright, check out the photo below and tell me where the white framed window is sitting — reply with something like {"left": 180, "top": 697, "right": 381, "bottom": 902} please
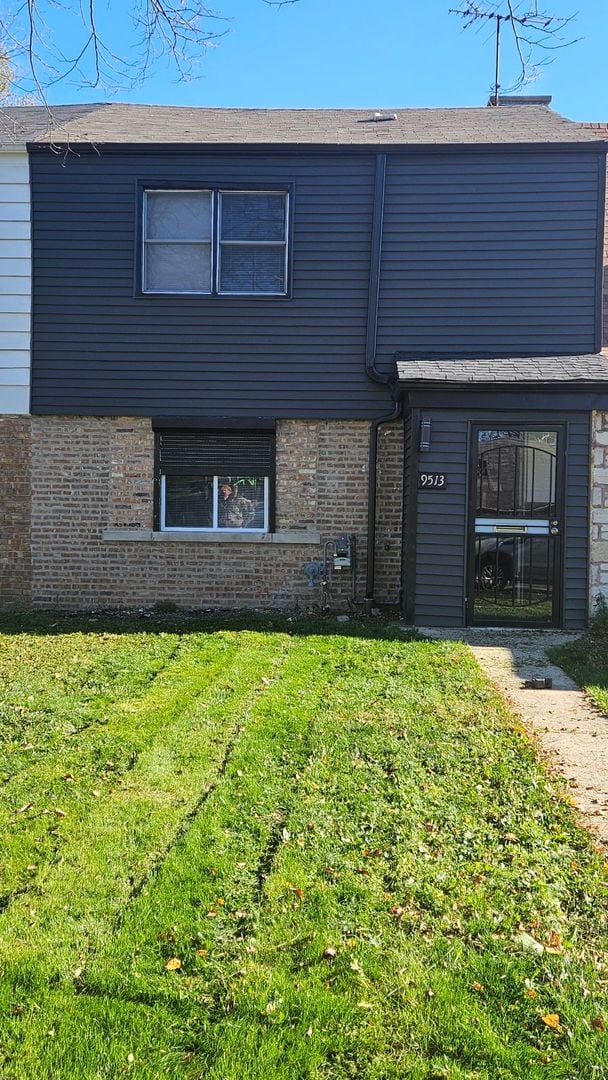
{"left": 142, "top": 188, "right": 289, "bottom": 296}
{"left": 156, "top": 429, "right": 274, "bottom": 533}
{"left": 160, "top": 475, "right": 269, "bottom": 532}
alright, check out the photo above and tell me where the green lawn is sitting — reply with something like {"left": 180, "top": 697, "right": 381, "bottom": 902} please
{"left": 0, "top": 612, "right": 606, "bottom": 1080}
{"left": 551, "top": 622, "right": 608, "bottom": 716}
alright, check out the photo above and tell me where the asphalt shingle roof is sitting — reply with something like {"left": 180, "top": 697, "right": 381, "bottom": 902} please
{"left": 396, "top": 354, "right": 608, "bottom": 385}
{"left": 0, "top": 102, "right": 604, "bottom": 147}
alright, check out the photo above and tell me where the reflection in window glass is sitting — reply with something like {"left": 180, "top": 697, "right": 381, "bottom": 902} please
{"left": 476, "top": 429, "right": 557, "bottom": 518}
{"left": 164, "top": 476, "right": 213, "bottom": 528}
{"left": 161, "top": 475, "right": 267, "bottom": 531}
{"left": 217, "top": 477, "right": 266, "bottom": 530}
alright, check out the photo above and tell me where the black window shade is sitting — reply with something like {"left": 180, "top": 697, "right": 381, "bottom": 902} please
{"left": 158, "top": 430, "right": 274, "bottom": 477}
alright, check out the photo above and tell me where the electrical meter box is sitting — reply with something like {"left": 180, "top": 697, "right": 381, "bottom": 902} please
{"left": 332, "top": 534, "right": 354, "bottom": 571}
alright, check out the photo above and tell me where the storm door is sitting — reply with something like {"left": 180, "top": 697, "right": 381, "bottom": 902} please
{"left": 468, "top": 427, "right": 562, "bottom": 625}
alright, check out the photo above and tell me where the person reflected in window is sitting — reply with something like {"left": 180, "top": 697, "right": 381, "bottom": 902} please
{"left": 218, "top": 481, "right": 255, "bottom": 529}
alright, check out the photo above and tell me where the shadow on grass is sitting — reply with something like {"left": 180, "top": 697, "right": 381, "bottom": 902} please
{"left": 549, "top": 624, "right": 608, "bottom": 699}
{"left": 0, "top": 607, "right": 420, "bottom": 644}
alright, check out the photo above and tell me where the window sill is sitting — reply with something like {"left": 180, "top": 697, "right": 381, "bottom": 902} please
{"left": 102, "top": 528, "right": 321, "bottom": 545}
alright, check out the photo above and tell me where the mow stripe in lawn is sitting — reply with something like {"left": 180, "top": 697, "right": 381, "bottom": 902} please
{"left": 0, "top": 629, "right": 294, "bottom": 988}
{"left": 0, "top": 630, "right": 180, "bottom": 769}
{"left": 0, "top": 618, "right": 607, "bottom": 1080}
{"left": 81, "top": 634, "right": 344, "bottom": 1003}
{"left": 0, "top": 630, "right": 241, "bottom": 896}
{"left": 143, "top": 638, "right": 606, "bottom": 1080}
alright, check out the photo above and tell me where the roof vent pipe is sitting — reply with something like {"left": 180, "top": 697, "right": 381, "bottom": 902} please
{"left": 372, "top": 111, "right": 397, "bottom": 121}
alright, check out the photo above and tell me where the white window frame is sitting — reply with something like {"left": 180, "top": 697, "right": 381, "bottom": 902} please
{"left": 216, "top": 190, "right": 289, "bottom": 297}
{"left": 141, "top": 188, "right": 289, "bottom": 297}
{"left": 159, "top": 474, "right": 269, "bottom": 533}
{"left": 142, "top": 189, "right": 214, "bottom": 296}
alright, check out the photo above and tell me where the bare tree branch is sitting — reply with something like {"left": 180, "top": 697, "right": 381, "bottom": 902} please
{"left": 0, "top": 0, "right": 238, "bottom": 101}
{"left": 450, "top": 1, "right": 580, "bottom": 98}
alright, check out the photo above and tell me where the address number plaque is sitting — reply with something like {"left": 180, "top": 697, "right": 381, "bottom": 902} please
{"left": 418, "top": 472, "right": 447, "bottom": 490}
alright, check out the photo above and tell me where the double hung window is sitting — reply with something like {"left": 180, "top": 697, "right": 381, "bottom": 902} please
{"left": 157, "top": 430, "right": 274, "bottom": 533}
{"left": 143, "top": 189, "right": 289, "bottom": 296}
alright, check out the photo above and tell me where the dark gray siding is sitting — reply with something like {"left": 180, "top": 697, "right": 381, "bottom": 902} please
{"left": 411, "top": 410, "right": 590, "bottom": 629}
{"left": 31, "top": 150, "right": 386, "bottom": 418}
{"left": 413, "top": 413, "right": 469, "bottom": 626}
{"left": 376, "top": 152, "right": 602, "bottom": 370}
{"left": 30, "top": 148, "right": 603, "bottom": 417}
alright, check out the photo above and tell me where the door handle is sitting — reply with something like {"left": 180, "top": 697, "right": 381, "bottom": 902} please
{"left": 550, "top": 521, "right": 560, "bottom": 536}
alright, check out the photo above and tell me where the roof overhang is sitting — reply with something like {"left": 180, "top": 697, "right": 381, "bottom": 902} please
{"left": 395, "top": 353, "right": 608, "bottom": 410}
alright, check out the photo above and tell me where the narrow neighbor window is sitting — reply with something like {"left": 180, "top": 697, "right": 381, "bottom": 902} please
{"left": 142, "top": 188, "right": 289, "bottom": 296}
{"left": 157, "top": 430, "right": 274, "bottom": 532}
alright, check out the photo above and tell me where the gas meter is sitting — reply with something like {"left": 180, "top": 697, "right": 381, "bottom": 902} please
{"left": 332, "top": 534, "right": 354, "bottom": 571}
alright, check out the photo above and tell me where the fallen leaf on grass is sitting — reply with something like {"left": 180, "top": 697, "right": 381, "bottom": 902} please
{"left": 357, "top": 1001, "right": 374, "bottom": 1009}
{"left": 164, "top": 957, "right": 182, "bottom": 971}
{"left": 206, "top": 909, "right": 218, "bottom": 919}
{"left": 195, "top": 948, "right": 208, "bottom": 958}
{"left": 592, "top": 1017, "right": 606, "bottom": 1032}
{"left": 323, "top": 947, "right": 337, "bottom": 960}
{"left": 541, "top": 1013, "right": 563, "bottom": 1033}
{"left": 53, "top": 808, "right": 67, "bottom": 818}
{"left": 525, "top": 988, "right": 538, "bottom": 999}
{"left": 390, "top": 905, "right": 405, "bottom": 920}
{"left": 471, "top": 982, "right": 484, "bottom": 993}
{"left": 545, "top": 930, "right": 563, "bottom": 954}
{"left": 305, "top": 1026, "right": 313, "bottom": 1037}
{"left": 16, "top": 803, "right": 33, "bottom": 814}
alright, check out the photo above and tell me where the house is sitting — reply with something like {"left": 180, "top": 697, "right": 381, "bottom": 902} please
{"left": 0, "top": 101, "right": 607, "bottom": 627}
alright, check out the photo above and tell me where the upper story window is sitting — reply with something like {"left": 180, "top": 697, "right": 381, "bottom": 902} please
{"left": 142, "top": 189, "right": 289, "bottom": 296}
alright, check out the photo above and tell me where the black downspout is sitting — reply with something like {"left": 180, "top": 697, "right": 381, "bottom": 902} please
{"left": 364, "top": 151, "right": 403, "bottom": 603}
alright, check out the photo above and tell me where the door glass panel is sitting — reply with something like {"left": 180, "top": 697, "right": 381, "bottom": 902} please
{"left": 476, "top": 430, "right": 557, "bottom": 518}
{"left": 472, "top": 429, "right": 559, "bottom": 624}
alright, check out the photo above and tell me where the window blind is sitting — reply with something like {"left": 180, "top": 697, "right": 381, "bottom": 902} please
{"left": 158, "top": 430, "right": 274, "bottom": 477}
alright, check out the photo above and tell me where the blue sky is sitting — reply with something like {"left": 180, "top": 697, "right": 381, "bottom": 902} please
{"left": 44, "top": 0, "right": 607, "bottom": 121}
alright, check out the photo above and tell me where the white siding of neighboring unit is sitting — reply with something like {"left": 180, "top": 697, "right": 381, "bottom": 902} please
{"left": 0, "top": 149, "right": 30, "bottom": 414}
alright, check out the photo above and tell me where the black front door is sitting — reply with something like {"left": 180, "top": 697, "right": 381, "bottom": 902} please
{"left": 468, "top": 426, "right": 563, "bottom": 626}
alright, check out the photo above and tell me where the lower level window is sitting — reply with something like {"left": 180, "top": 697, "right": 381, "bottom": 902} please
{"left": 157, "top": 428, "right": 274, "bottom": 533}
{"left": 161, "top": 474, "right": 268, "bottom": 531}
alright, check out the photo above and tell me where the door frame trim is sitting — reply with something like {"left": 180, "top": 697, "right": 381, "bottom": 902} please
{"left": 465, "top": 420, "right": 566, "bottom": 628}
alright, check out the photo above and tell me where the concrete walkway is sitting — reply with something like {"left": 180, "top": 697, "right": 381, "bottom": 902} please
{"left": 419, "top": 628, "right": 608, "bottom": 848}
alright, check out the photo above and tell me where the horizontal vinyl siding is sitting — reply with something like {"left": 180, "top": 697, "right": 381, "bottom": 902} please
{"left": 376, "top": 152, "right": 601, "bottom": 368}
{"left": 31, "top": 151, "right": 387, "bottom": 418}
{"left": 0, "top": 151, "right": 30, "bottom": 415}
{"left": 30, "top": 148, "right": 603, "bottom": 416}
{"left": 414, "top": 415, "right": 469, "bottom": 626}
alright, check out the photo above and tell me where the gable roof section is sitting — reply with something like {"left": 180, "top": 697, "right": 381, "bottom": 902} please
{"left": 0, "top": 102, "right": 605, "bottom": 148}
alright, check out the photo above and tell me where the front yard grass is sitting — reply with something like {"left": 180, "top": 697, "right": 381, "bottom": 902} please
{"left": 551, "top": 620, "right": 608, "bottom": 717}
{"left": 0, "top": 612, "right": 607, "bottom": 1079}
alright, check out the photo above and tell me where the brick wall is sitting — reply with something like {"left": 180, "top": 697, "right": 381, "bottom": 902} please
{"left": 375, "top": 422, "right": 404, "bottom": 604}
{"left": 0, "top": 416, "right": 32, "bottom": 605}
{"left": 1, "top": 415, "right": 403, "bottom": 611}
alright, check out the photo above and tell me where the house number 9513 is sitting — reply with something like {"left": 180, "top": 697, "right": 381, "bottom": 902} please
{"left": 418, "top": 472, "right": 447, "bottom": 490}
